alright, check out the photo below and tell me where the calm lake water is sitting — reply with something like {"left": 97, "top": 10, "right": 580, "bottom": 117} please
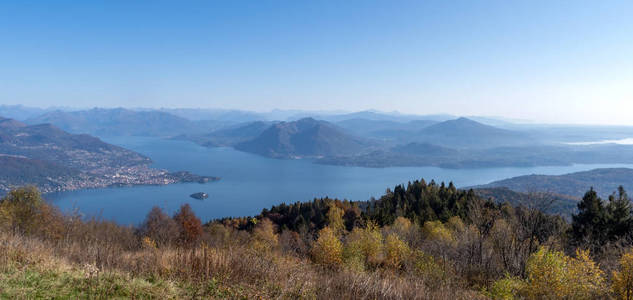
{"left": 46, "top": 137, "right": 633, "bottom": 225}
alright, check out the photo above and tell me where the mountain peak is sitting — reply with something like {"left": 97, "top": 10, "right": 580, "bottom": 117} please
{"left": 236, "top": 118, "right": 365, "bottom": 158}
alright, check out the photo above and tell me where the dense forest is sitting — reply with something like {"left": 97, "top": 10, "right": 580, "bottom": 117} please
{"left": 3, "top": 181, "right": 633, "bottom": 298}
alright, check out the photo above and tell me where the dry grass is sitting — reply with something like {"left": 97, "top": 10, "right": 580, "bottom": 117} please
{"left": 0, "top": 188, "right": 481, "bottom": 299}
{"left": 0, "top": 228, "right": 480, "bottom": 299}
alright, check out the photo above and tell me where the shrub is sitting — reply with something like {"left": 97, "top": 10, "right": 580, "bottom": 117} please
{"left": 344, "top": 222, "right": 383, "bottom": 268}
{"left": 384, "top": 233, "right": 410, "bottom": 270}
{"left": 521, "top": 247, "right": 606, "bottom": 299}
{"left": 251, "top": 218, "right": 278, "bottom": 253}
{"left": 613, "top": 248, "right": 633, "bottom": 300}
{"left": 487, "top": 276, "right": 523, "bottom": 300}
{"left": 311, "top": 226, "right": 343, "bottom": 268}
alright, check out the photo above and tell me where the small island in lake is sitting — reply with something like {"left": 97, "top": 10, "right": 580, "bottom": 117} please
{"left": 190, "top": 192, "right": 209, "bottom": 200}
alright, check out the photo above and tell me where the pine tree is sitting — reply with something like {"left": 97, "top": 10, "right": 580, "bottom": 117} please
{"left": 606, "top": 186, "right": 633, "bottom": 240}
{"left": 571, "top": 188, "right": 607, "bottom": 249}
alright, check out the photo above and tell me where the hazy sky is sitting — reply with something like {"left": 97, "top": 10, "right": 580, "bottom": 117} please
{"left": 1, "top": 1, "right": 632, "bottom": 124}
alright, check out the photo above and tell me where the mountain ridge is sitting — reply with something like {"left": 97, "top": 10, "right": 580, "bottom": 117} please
{"left": 235, "top": 118, "right": 368, "bottom": 158}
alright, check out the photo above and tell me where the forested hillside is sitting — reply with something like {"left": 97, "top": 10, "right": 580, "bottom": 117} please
{"left": 476, "top": 168, "right": 633, "bottom": 199}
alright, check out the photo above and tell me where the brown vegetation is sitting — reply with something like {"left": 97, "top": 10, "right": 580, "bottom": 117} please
{"left": 3, "top": 185, "right": 633, "bottom": 299}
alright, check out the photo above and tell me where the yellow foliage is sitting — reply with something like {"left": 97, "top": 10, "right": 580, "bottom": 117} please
{"left": 521, "top": 246, "right": 606, "bottom": 299}
{"left": 567, "top": 248, "right": 606, "bottom": 299}
{"left": 384, "top": 233, "right": 410, "bottom": 269}
{"left": 312, "top": 226, "right": 343, "bottom": 268}
{"left": 414, "top": 250, "right": 448, "bottom": 286}
{"left": 142, "top": 236, "right": 157, "bottom": 249}
{"left": 326, "top": 204, "right": 345, "bottom": 235}
{"left": 392, "top": 216, "right": 412, "bottom": 233}
{"left": 487, "top": 276, "right": 523, "bottom": 300}
{"left": 422, "top": 220, "right": 454, "bottom": 245}
{"left": 613, "top": 248, "right": 633, "bottom": 300}
{"left": 251, "top": 218, "right": 278, "bottom": 253}
{"left": 446, "top": 216, "right": 465, "bottom": 232}
{"left": 344, "top": 222, "right": 383, "bottom": 267}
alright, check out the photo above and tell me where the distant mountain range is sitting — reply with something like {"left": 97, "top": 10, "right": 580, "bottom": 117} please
{"left": 0, "top": 116, "right": 216, "bottom": 194}
{"left": 10, "top": 105, "right": 633, "bottom": 169}
{"left": 26, "top": 108, "right": 223, "bottom": 137}
{"left": 474, "top": 168, "right": 633, "bottom": 199}
{"left": 235, "top": 118, "right": 369, "bottom": 158}
{"left": 335, "top": 119, "right": 438, "bottom": 140}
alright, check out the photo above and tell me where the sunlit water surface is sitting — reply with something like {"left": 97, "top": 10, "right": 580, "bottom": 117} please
{"left": 46, "top": 137, "right": 633, "bottom": 225}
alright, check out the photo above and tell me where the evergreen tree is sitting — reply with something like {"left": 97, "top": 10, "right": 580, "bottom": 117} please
{"left": 606, "top": 186, "right": 633, "bottom": 240}
{"left": 571, "top": 188, "right": 607, "bottom": 249}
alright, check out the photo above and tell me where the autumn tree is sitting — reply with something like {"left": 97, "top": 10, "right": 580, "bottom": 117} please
{"left": 0, "top": 186, "right": 47, "bottom": 235}
{"left": 251, "top": 218, "right": 278, "bottom": 253}
{"left": 520, "top": 246, "right": 606, "bottom": 299}
{"left": 384, "top": 233, "right": 410, "bottom": 269}
{"left": 613, "top": 248, "right": 633, "bottom": 300}
{"left": 311, "top": 226, "right": 343, "bottom": 268}
{"left": 344, "top": 221, "right": 384, "bottom": 268}
{"left": 173, "top": 203, "right": 202, "bottom": 246}
{"left": 326, "top": 203, "right": 345, "bottom": 236}
{"left": 138, "top": 206, "right": 179, "bottom": 247}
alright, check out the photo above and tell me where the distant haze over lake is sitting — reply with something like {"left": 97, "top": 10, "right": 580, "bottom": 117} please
{"left": 565, "top": 138, "right": 633, "bottom": 146}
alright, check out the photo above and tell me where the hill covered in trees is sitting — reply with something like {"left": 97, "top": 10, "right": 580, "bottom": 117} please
{"left": 235, "top": 118, "right": 371, "bottom": 158}
{"left": 475, "top": 168, "right": 633, "bottom": 199}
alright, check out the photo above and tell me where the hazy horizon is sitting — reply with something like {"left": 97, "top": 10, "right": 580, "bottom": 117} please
{"left": 1, "top": 1, "right": 632, "bottom": 125}
{"left": 2, "top": 104, "right": 628, "bottom": 126}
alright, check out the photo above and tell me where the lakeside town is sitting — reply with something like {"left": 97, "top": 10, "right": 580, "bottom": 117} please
{"left": 0, "top": 163, "right": 218, "bottom": 195}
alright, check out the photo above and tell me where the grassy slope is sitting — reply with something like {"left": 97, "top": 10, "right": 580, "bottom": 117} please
{"left": 0, "top": 233, "right": 245, "bottom": 299}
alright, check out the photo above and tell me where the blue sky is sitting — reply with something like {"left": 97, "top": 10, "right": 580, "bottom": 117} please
{"left": 1, "top": 1, "right": 632, "bottom": 124}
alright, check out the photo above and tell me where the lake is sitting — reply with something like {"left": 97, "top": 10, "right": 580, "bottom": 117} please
{"left": 46, "top": 136, "right": 633, "bottom": 225}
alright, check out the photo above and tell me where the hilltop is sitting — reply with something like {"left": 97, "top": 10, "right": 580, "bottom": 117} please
{"left": 412, "top": 117, "right": 528, "bottom": 148}
{"left": 235, "top": 118, "right": 369, "bottom": 158}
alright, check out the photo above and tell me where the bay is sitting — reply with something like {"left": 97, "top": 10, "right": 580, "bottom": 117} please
{"left": 46, "top": 136, "right": 633, "bottom": 225}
